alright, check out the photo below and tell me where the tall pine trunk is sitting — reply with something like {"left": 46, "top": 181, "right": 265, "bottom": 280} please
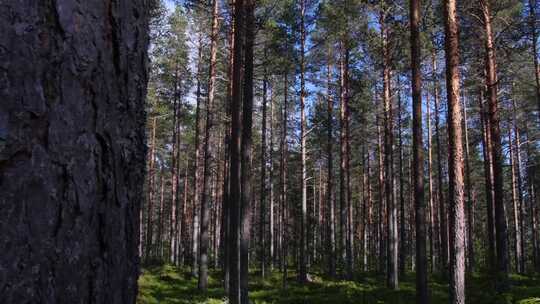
{"left": 443, "top": 1, "right": 466, "bottom": 302}
{"left": 410, "top": 0, "right": 428, "bottom": 301}
{"left": 481, "top": 0, "right": 509, "bottom": 287}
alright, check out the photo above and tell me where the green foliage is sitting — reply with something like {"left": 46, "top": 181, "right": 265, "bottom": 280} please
{"left": 138, "top": 266, "right": 540, "bottom": 303}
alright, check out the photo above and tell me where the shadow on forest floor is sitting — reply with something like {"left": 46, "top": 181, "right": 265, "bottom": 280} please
{"left": 137, "top": 264, "right": 540, "bottom": 304}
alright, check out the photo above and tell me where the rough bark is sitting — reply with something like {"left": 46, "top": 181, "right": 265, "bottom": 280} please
{"left": 228, "top": 0, "right": 245, "bottom": 302}
{"left": 240, "top": 3, "right": 254, "bottom": 302}
{"left": 481, "top": 0, "right": 509, "bottom": 286}
{"left": 0, "top": 1, "right": 148, "bottom": 302}
{"left": 411, "top": 0, "right": 429, "bottom": 301}
{"left": 443, "top": 1, "right": 466, "bottom": 302}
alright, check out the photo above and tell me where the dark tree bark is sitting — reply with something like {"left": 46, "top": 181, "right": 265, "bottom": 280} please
{"left": 240, "top": 1, "right": 255, "bottom": 302}
{"left": 410, "top": 0, "right": 429, "bottom": 301}
{"left": 228, "top": 0, "right": 245, "bottom": 302}
{"left": 481, "top": 0, "right": 509, "bottom": 287}
{"left": 443, "top": 1, "right": 466, "bottom": 302}
{"left": 0, "top": 1, "right": 148, "bottom": 302}
{"left": 199, "top": 0, "right": 219, "bottom": 291}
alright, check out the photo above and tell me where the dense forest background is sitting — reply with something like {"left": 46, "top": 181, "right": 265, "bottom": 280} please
{"left": 139, "top": 0, "right": 540, "bottom": 303}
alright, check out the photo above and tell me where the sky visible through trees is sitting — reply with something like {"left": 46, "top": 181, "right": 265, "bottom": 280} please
{"left": 138, "top": 0, "right": 540, "bottom": 303}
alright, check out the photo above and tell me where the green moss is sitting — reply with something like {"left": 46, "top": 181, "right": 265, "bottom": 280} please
{"left": 137, "top": 266, "right": 540, "bottom": 304}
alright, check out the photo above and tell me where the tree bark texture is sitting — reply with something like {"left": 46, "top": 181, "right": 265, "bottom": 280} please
{"left": 0, "top": 1, "right": 148, "bottom": 302}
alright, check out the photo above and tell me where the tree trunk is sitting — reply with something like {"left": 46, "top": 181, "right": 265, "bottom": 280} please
{"left": 380, "top": 5, "right": 397, "bottom": 288}
{"left": 512, "top": 98, "right": 526, "bottom": 273}
{"left": 411, "top": 0, "right": 428, "bottom": 301}
{"left": 529, "top": 0, "right": 540, "bottom": 118}
{"left": 326, "top": 50, "right": 336, "bottom": 277}
{"left": 462, "top": 95, "right": 475, "bottom": 273}
{"left": 239, "top": 1, "right": 254, "bottom": 302}
{"left": 443, "top": 1, "right": 466, "bottom": 302}
{"left": 228, "top": 0, "right": 245, "bottom": 302}
{"left": 508, "top": 126, "right": 523, "bottom": 274}
{"left": 281, "top": 71, "right": 289, "bottom": 288}
{"left": 299, "top": 0, "right": 308, "bottom": 283}
{"left": 260, "top": 52, "right": 268, "bottom": 278}
{"left": 427, "top": 93, "right": 436, "bottom": 273}
{"left": 432, "top": 51, "right": 448, "bottom": 276}
{"left": 199, "top": 0, "right": 219, "bottom": 290}
{"left": 0, "top": 1, "right": 148, "bottom": 302}
{"left": 146, "top": 117, "right": 158, "bottom": 260}
{"left": 192, "top": 31, "right": 205, "bottom": 278}
{"left": 481, "top": 0, "right": 509, "bottom": 287}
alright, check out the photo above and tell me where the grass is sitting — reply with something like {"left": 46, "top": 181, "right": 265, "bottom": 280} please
{"left": 137, "top": 265, "right": 540, "bottom": 304}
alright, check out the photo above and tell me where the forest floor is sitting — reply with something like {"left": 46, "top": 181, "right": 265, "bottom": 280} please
{"left": 137, "top": 265, "right": 540, "bottom": 304}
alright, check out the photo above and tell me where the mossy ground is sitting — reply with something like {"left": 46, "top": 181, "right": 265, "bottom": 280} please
{"left": 137, "top": 265, "right": 540, "bottom": 304}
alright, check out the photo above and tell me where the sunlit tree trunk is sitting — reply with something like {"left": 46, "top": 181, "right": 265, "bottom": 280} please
{"left": 443, "top": 1, "right": 466, "bottom": 302}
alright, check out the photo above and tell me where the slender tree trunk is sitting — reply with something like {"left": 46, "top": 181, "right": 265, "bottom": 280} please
{"left": 398, "top": 80, "right": 406, "bottom": 277}
{"left": 479, "top": 88, "right": 496, "bottom": 271}
{"left": 228, "top": 0, "right": 245, "bottom": 302}
{"left": 146, "top": 117, "right": 158, "bottom": 260}
{"left": 508, "top": 126, "right": 523, "bottom": 274}
{"left": 326, "top": 51, "right": 337, "bottom": 277}
{"left": 380, "top": 5, "right": 397, "bottom": 288}
{"left": 192, "top": 32, "right": 205, "bottom": 277}
{"left": 260, "top": 53, "right": 269, "bottom": 279}
{"left": 462, "top": 95, "right": 475, "bottom": 273}
{"left": 411, "top": 0, "right": 428, "bottom": 301}
{"left": 223, "top": 4, "right": 235, "bottom": 290}
{"left": 281, "top": 71, "right": 289, "bottom": 288}
{"left": 427, "top": 93, "right": 436, "bottom": 273}
{"left": 299, "top": 0, "right": 308, "bottom": 283}
{"left": 199, "top": 0, "right": 219, "bottom": 290}
{"left": 481, "top": 0, "right": 509, "bottom": 286}
{"left": 270, "top": 85, "right": 275, "bottom": 270}
{"left": 512, "top": 98, "right": 526, "bottom": 273}
{"left": 443, "top": 1, "right": 466, "bottom": 302}
{"left": 377, "top": 97, "right": 386, "bottom": 274}
{"left": 432, "top": 51, "right": 448, "bottom": 276}
{"left": 529, "top": 0, "right": 540, "bottom": 119}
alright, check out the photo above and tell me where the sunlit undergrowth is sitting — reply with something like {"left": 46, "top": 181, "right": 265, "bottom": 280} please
{"left": 137, "top": 265, "right": 540, "bottom": 304}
